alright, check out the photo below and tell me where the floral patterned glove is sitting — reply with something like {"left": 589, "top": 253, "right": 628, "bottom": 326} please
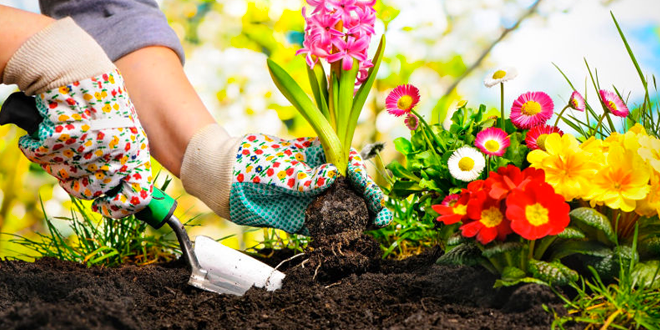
{"left": 229, "top": 134, "right": 392, "bottom": 234}
{"left": 17, "top": 70, "right": 153, "bottom": 218}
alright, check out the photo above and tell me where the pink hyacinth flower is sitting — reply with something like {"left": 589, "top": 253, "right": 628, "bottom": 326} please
{"left": 599, "top": 90, "right": 629, "bottom": 117}
{"left": 327, "top": 36, "right": 369, "bottom": 71}
{"left": 475, "top": 127, "right": 510, "bottom": 156}
{"left": 510, "top": 91, "right": 555, "bottom": 129}
{"left": 525, "top": 125, "right": 563, "bottom": 151}
{"left": 404, "top": 113, "right": 420, "bottom": 130}
{"left": 327, "top": 0, "right": 358, "bottom": 23}
{"left": 568, "top": 91, "right": 585, "bottom": 112}
{"left": 386, "top": 84, "right": 421, "bottom": 117}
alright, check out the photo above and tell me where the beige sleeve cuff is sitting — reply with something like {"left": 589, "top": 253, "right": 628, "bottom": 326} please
{"left": 2, "top": 17, "right": 115, "bottom": 96}
{"left": 180, "top": 124, "right": 243, "bottom": 220}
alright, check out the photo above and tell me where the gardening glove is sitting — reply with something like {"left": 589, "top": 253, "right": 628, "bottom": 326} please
{"left": 181, "top": 127, "right": 392, "bottom": 234}
{"left": 1, "top": 18, "right": 153, "bottom": 218}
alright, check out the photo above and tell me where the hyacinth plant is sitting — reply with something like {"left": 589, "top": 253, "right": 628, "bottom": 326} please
{"left": 379, "top": 12, "right": 660, "bottom": 286}
{"left": 266, "top": 0, "right": 385, "bottom": 176}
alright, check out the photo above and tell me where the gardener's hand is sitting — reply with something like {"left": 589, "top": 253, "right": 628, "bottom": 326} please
{"left": 1, "top": 18, "right": 153, "bottom": 218}
{"left": 180, "top": 129, "right": 392, "bottom": 234}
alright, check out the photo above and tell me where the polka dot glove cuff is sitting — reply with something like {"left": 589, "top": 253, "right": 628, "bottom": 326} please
{"left": 18, "top": 70, "right": 153, "bottom": 218}
{"left": 228, "top": 134, "right": 392, "bottom": 234}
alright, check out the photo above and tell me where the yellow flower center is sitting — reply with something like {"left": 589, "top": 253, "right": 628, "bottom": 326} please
{"left": 397, "top": 95, "right": 413, "bottom": 110}
{"left": 570, "top": 99, "right": 579, "bottom": 109}
{"left": 607, "top": 100, "right": 617, "bottom": 111}
{"left": 458, "top": 157, "right": 475, "bottom": 172}
{"left": 521, "top": 101, "right": 542, "bottom": 116}
{"left": 525, "top": 203, "right": 549, "bottom": 226}
{"left": 492, "top": 70, "right": 507, "bottom": 79}
{"left": 536, "top": 134, "right": 549, "bottom": 150}
{"left": 480, "top": 207, "right": 503, "bottom": 228}
{"left": 485, "top": 140, "right": 500, "bottom": 153}
{"left": 454, "top": 204, "right": 467, "bottom": 216}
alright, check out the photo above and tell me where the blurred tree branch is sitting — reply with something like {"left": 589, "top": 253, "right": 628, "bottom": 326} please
{"left": 441, "top": 0, "right": 544, "bottom": 99}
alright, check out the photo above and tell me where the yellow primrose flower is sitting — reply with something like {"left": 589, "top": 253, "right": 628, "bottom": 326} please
{"left": 636, "top": 172, "right": 660, "bottom": 217}
{"left": 527, "top": 133, "right": 599, "bottom": 201}
{"left": 638, "top": 135, "right": 660, "bottom": 173}
{"left": 629, "top": 123, "right": 647, "bottom": 135}
{"left": 584, "top": 144, "right": 650, "bottom": 212}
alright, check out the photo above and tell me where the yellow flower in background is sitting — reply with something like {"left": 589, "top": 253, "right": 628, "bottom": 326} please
{"left": 528, "top": 133, "right": 599, "bottom": 201}
{"left": 579, "top": 136, "right": 607, "bottom": 164}
{"left": 636, "top": 172, "right": 660, "bottom": 217}
{"left": 638, "top": 135, "right": 660, "bottom": 173}
{"left": 584, "top": 145, "right": 650, "bottom": 212}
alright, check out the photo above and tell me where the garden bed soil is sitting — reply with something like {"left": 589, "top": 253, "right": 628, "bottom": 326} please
{"left": 0, "top": 247, "right": 576, "bottom": 330}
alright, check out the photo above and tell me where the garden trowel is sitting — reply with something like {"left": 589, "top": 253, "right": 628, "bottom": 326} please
{"left": 0, "top": 91, "right": 285, "bottom": 296}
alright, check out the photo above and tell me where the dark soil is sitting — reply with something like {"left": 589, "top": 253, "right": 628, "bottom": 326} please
{"left": 0, "top": 247, "right": 576, "bottom": 330}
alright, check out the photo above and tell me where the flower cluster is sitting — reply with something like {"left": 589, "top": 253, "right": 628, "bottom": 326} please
{"left": 433, "top": 165, "right": 570, "bottom": 244}
{"left": 528, "top": 124, "right": 659, "bottom": 218}
{"left": 296, "top": 0, "right": 377, "bottom": 83}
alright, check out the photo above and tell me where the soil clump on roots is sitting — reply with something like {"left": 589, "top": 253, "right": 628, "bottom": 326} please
{"left": 304, "top": 176, "right": 382, "bottom": 281}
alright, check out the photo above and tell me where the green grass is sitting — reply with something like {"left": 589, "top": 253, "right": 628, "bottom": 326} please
{"left": 6, "top": 197, "right": 183, "bottom": 267}
{"left": 548, "top": 227, "right": 660, "bottom": 330}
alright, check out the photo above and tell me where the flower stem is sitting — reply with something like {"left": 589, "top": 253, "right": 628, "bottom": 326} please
{"left": 500, "top": 83, "right": 505, "bottom": 130}
{"left": 593, "top": 113, "right": 608, "bottom": 138}
{"left": 411, "top": 109, "right": 446, "bottom": 153}
{"left": 553, "top": 105, "right": 571, "bottom": 127}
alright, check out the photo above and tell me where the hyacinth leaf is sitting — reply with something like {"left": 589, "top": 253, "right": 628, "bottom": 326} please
{"left": 481, "top": 242, "right": 525, "bottom": 258}
{"left": 529, "top": 260, "right": 578, "bottom": 286}
{"left": 306, "top": 64, "right": 330, "bottom": 120}
{"left": 436, "top": 242, "right": 483, "bottom": 267}
{"left": 494, "top": 266, "right": 548, "bottom": 288}
{"left": 556, "top": 226, "right": 586, "bottom": 240}
{"left": 267, "top": 59, "right": 346, "bottom": 174}
{"left": 549, "top": 240, "right": 612, "bottom": 261}
{"left": 336, "top": 58, "right": 360, "bottom": 165}
{"left": 569, "top": 207, "right": 617, "bottom": 245}
{"left": 345, "top": 35, "right": 386, "bottom": 152}
{"left": 631, "top": 260, "right": 660, "bottom": 289}
{"left": 386, "top": 160, "right": 420, "bottom": 181}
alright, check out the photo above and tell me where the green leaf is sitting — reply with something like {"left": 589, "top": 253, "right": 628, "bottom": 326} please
{"left": 386, "top": 160, "right": 420, "bottom": 181}
{"left": 549, "top": 240, "right": 612, "bottom": 261}
{"left": 446, "top": 233, "right": 469, "bottom": 246}
{"left": 569, "top": 207, "right": 617, "bottom": 245}
{"left": 631, "top": 260, "right": 660, "bottom": 289}
{"left": 584, "top": 245, "right": 636, "bottom": 280}
{"left": 482, "top": 242, "right": 525, "bottom": 258}
{"left": 494, "top": 266, "right": 549, "bottom": 288}
{"left": 640, "top": 235, "right": 660, "bottom": 257}
{"left": 337, "top": 58, "right": 360, "bottom": 160}
{"left": 436, "top": 242, "right": 483, "bottom": 267}
{"left": 306, "top": 64, "right": 330, "bottom": 119}
{"left": 351, "top": 35, "right": 385, "bottom": 122}
{"left": 529, "top": 260, "right": 578, "bottom": 286}
{"left": 556, "top": 226, "right": 586, "bottom": 240}
{"left": 388, "top": 180, "right": 425, "bottom": 199}
{"left": 393, "top": 137, "right": 414, "bottom": 155}
{"left": 267, "top": 59, "right": 345, "bottom": 173}
{"left": 502, "top": 132, "right": 528, "bottom": 168}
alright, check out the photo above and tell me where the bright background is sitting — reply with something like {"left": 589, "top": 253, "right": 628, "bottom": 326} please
{"left": 0, "top": 0, "right": 658, "bottom": 258}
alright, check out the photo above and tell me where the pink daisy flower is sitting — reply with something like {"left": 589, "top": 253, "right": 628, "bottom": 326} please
{"left": 510, "top": 91, "right": 555, "bottom": 129}
{"left": 525, "top": 125, "right": 563, "bottom": 151}
{"left": 404, "top": 113, "right": 419, "bottom": 130}
{"left": 386, "top": 84, "right": 420, "bottom": 117}
{"left": 599, "top": 90, "right": 629, "bottom": 117}
{"left": 568, "top": 91, "right": 585, "bottom": 111}
{"left": 475, "top": 127, "right": 510, "bottom": 156}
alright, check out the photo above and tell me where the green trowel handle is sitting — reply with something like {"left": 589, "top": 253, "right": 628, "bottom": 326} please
{"left": 135, "top": 187, "right": 177, "bottom": 229}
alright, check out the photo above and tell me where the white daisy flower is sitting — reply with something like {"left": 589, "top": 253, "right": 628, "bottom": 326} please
{"left": 483, "top": 67, "right": 518, "bottom": 88}
{"left": 447, "top": 146, "right": 486, "bottom": 182}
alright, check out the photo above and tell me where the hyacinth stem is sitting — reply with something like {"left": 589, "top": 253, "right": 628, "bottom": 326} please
{"left": 500, "top": 83, "right": 505, "bottom": 130}
{"left": 411, "top": 109, "right": 445, "bottom": 153}
{"left": 553, "top": 105, "right": 571, "bottom": 127}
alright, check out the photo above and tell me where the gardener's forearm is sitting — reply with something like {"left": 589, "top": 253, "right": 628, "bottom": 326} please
{"left": 0, "top": 5, "right": 53, "bottom": 78}
{"left": 113, "top": 46, "right": 216, "bottom": 176}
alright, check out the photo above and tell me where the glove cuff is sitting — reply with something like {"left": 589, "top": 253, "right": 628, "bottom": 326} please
{"left": 2, "top": 17, "right": 115, "bottom": 95}
{"left": 180, "top": 123, "right": 242, "bottom": 219}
